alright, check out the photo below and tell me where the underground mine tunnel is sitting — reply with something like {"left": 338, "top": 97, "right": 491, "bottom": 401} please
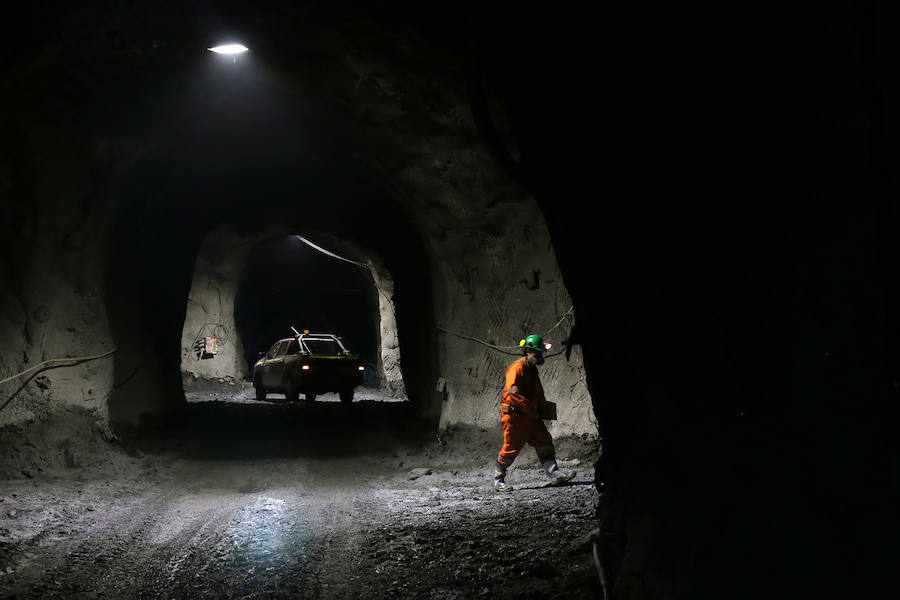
{"left": 2, "top": 2, "right": 900, "bottom": 599}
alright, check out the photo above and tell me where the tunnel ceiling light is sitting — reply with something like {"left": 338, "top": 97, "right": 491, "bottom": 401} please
{"left": 208, "top": 44, "right": 249, "bottom": 55}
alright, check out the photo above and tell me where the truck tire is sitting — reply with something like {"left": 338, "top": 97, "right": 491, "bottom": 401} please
{"left": 339, "top": 388, "right": 354, "bottom": 404}
{"left": 254, "top": 377, "right": 266, "bottom": 402}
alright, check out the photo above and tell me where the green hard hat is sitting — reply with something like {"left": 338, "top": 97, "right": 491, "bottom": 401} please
{"left": 520, "top": 334, "right": 550, "bottom": 353}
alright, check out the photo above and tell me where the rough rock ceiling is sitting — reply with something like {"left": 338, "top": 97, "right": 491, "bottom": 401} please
{"left": 2, "top": 1, "right": 527, "bottom": 235}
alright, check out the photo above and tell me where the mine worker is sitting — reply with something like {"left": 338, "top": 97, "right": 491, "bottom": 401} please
{"left": 493, "top": 334, "right": 576, "bottom": 492}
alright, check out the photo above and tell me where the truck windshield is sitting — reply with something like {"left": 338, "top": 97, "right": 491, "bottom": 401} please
{"left": 302, "top": 339, "right": 344, "bottom": 355}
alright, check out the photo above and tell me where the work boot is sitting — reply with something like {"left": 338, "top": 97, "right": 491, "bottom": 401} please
{"left": 494, "top": 465, "right": 513, "bottom": 492}
{"left": 540, "top": 456, "right": 576, "bottom": 486}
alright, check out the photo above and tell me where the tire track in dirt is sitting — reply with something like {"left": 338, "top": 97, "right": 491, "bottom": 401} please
{"left": 165, "top": 491, "right": 330, "bottom": 599}
{"left": 301, "top": 490, "right": 371, "bottom": 599}
{"left": 3, "top": 485, "right": 177, "bottom": 598}
{"left": 1, "top": 450, "right": 600, "bottom": 599}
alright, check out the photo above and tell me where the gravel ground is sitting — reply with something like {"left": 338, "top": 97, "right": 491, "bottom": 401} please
{"left": 0, "top": 387, "right": 601, "bottom": 599}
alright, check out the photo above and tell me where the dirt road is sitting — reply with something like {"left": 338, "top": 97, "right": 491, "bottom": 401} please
{"left": 0, "top": 391, "right": 601, "bottom": 599}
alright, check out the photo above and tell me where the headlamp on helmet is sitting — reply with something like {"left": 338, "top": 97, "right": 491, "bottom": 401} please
{"left": 520, "top": 334, "right": 550, "bottom": 353}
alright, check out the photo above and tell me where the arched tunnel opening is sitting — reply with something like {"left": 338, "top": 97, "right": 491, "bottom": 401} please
{"left": 233, "top": 235, "right": 381, "bottom": 383}
{"left": 172, "top": 226, "right": 416, "bottom": 458}
{"left": 181, "top": 230, "right": 402, "bottom": 397}
{"left": 2, "top": 2, "right": 899, "bottom": 599}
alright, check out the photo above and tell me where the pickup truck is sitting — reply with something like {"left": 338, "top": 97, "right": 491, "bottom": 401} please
{"left": 252, "top": 332, "right": 365, "bottom": 403}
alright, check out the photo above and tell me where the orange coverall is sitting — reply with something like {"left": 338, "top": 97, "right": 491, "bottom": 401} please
{"left": 496, "top": 356, "right": 555, "bottom": 469}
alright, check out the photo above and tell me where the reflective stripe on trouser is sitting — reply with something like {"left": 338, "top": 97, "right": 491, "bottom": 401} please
{"left": 496, "top": 412, "right": 555, "bottom": 467}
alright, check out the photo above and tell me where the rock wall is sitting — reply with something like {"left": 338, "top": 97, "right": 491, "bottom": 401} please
{"left": 365, "top": 256, "right": 406, "bottom": 398}
{"left": 180, "top": 228, "right": 249, "bottom": 384}
{"left": 433, "top": 231, "right": 595, "bottom": 442}
{"left": 389, "top": 151, "right": 596, "bottom": 441}
{"left": 0, "top": 127, "right": 116, "bottom": 428}
{"left": 323, "top": 26, "right": 597, "bottom": 440}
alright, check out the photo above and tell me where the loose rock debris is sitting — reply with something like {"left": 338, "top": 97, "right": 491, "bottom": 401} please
{"left": 0, "top": 396, "right": 600, "bottom": 599}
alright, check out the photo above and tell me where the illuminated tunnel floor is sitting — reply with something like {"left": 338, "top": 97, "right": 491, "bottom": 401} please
{"left": 0, "top": 408, "right": 600, "bottom": 598}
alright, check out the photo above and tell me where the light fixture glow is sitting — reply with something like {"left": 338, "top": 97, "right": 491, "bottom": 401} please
{"left": 208, "top": 44, "right": 249, "bottom": 55}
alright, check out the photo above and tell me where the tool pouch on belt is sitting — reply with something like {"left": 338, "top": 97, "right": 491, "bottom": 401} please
{"left": 538, "top": 401, "right": 558, "bottom": 420}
